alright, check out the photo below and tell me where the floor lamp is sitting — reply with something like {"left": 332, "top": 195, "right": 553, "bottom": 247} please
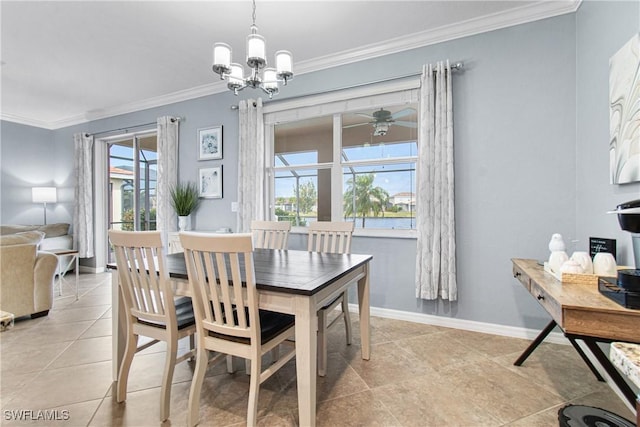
{"left": 32, "top": 187, "right": 57, "bottom": 225}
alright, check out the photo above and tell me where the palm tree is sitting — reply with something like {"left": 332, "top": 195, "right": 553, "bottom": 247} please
{"left": 343, "top": 174, "right": 389, "bottom": 227}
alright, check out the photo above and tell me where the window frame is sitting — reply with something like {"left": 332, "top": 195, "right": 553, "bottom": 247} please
{"left": 264, "top": 80, "right": 420, "bottom": 238}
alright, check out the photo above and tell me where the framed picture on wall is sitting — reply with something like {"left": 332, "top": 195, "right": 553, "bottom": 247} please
{"left": 198, "top": 166, "right": 223, "bottom": 199}
{"left": 197, "top": 126, "right": 223, "bottom": 160}
{"left": 609, "top": 34, "right": 640, "bottom": 184}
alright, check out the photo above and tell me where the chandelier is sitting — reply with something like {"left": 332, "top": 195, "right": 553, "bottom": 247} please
{"left": 211, "top": 0, "right": 293, "bottom": 98}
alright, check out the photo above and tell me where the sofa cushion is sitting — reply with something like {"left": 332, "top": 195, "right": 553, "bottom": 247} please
{"left": 0, "top": 225, "right": 38, "bottom": 235}
{"left": 0, "top": 231, "right": 45, "bottom": 247}
{"left": 40, "top": 235, "right": 73, "bottom": 252}
{"left": 37, "top": 223, "right": 70, "bottom": 238}
{"left": 1, "top": 223, "right": 70, "bottom": 238}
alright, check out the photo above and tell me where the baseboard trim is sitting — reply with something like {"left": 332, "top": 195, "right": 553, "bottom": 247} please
{"left": 349, "top": 303, "right": 568, "bottom": 345}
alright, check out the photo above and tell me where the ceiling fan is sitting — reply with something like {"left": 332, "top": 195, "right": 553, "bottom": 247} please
{"left": 343, "top": 107, "right": 417, "bottom": 136}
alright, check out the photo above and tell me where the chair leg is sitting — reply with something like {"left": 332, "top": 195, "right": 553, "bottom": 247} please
{"left": 116, "top": 333, "right": 138, "bottom": 403}
{"left": 187, "top": 346, "right": 208, "bottom": 427}
{"left": 245, "top": 359, "right": 251, "bottom": 376}
{"left": 270, "top": 346, "right": 280, "bottom": 364}
{"left": 189, "top": 333, "right": 196, "bottom": 362}
{"left": 247, "top": 354, "right": 261, "bottom": 426}
{"left": 160, "top": 337, "right": 177, "bottom": 421}
{"left": 341, "top": 292, "right": 352, "bottom": 345}
{"left": 318, "top": 309, "right": 327, "bottom": 377}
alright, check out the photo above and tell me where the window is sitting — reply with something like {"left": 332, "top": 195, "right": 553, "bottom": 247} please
{"left": 267, "top": 84, "right": 419, "bottom": 233}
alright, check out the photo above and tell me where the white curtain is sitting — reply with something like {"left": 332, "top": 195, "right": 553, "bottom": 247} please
{"left": 73, "top": 133, "right": 94, "bottom": 258}
{"left": 156, "top": 116, "right": 179, "bottom": 244}
{"left": 237, "top": 98, "right": 264, "bottom": 232}
{"left": 415, "top": 61, "right": 457, "bottom": 301}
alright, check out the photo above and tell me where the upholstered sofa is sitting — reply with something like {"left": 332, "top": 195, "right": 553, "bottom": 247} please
{"left": 0, "top": 231, "right": 58, "bottom": 318}
{"left": 0, "top": 223, "right": 73, "bottom": 271}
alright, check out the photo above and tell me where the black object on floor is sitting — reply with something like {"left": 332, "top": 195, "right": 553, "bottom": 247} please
{"left": 558, "top": 404, "right": 635, "bottom": 427}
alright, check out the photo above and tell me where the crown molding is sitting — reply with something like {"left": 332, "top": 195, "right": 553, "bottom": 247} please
{"left": 2, "top": 0, "right": 581, "bottom": 130}
{"left": 294, "top": 0, "right": 580, "bottom": 74}
{"left": 0, "top": 112, "right": 54, "bottom": 130}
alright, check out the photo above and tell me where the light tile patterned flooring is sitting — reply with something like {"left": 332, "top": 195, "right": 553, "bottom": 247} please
{"left": 0, "top": 272, "right": 635, "bottom": 426}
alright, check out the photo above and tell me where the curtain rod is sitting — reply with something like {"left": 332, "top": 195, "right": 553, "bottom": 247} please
{"left": 230, "top": 62, "right": 463, "bottom": 110}
{"left": 85, "top": 116, "right": 183, "bottom": 137}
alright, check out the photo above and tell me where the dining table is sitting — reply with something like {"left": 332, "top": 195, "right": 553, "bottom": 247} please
{"left": 109, "top": 248, "right": 373, "bottom": 427}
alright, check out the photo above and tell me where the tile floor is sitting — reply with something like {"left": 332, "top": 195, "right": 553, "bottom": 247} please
{"left": 0, "top": 272, "right": 635, "bottom": 426}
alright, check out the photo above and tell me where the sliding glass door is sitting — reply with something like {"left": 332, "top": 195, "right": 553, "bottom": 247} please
{"left": 106, "top": 132, "right": 157, "bottom": 261}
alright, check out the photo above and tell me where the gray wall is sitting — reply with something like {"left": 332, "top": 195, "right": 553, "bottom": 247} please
{"left": 1, "top": 122, "right": 59, "bottom": 224}
{"left": 1, "top": 3, "right": 636, "bottom": 331}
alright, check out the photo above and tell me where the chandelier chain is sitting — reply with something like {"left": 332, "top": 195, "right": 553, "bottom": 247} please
{"left": 252, "top": 0, "right": 257, "bottom": 26}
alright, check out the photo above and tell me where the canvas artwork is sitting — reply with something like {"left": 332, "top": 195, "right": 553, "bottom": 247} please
{"left": 199, "top": 166, "right": 223, "bottom": 198}
{"left": 609, "top": 33, "right": 640, "bottom": 184}
{"left": 198, "top": 126, "right": 223, "bottom": 160}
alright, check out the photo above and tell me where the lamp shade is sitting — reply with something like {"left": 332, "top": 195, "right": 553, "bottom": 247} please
{"left": 32, "top": 187, "right": 57, "bottom": 203}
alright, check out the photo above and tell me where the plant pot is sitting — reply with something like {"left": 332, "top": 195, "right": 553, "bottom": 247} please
{"left": 178, "top": 215, "right": 191, "bottom": 231}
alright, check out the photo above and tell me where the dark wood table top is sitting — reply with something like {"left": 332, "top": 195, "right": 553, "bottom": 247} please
{"left": 109, "top": 249, "right": 372, "bottom": 297}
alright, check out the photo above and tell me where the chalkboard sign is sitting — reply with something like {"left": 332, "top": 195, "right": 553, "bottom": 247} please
{"left": 589, "top": 237, "right": 617, "bottom": 260}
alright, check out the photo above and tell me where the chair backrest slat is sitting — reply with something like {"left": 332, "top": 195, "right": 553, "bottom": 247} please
{"left": 307, "top": 221, "right": 354, "bottom": 255}
{"left": 251, "top": 220, "right": 291, "bottom": 250}
{"left": 180, "top": 233, "right": 258, "bottom": 342}
{"left": 109, "top": 230, "right": 174, "bottom": 324}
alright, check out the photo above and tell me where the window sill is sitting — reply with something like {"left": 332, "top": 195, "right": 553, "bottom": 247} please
{"left": 290, "top": 227, "right": 417, "bottom": 240}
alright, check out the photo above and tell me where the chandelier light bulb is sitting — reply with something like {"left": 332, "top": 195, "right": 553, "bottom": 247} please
{"left": 275, "top": 50, "right": 293, "bottom": 83}
{"left": 246, "top": 29, "right": 266, "bottom": 68}
{"left": 212, "top": 42, "right": 232, "bottom": 76}
{"left": 227, "top": 63, "right": 245, "bottom": 93}
{"left": 262, "top": 68, "right": 279, "bottom": 97}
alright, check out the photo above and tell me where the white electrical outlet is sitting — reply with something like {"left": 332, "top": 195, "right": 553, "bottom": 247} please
{"left": 231, "top": 202, "right": 238, "bottom": 212}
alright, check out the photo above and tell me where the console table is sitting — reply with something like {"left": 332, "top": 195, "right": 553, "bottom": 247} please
{"left": 511, "top": 258, "right": 640, "bottom": 408}
{"left": 167, "top": 230, "right": 232, "bottom": 254}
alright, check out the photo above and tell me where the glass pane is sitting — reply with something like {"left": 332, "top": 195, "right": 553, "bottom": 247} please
{"left": 342, "top": 104, "right": 418, "bottom": 162}
{"left": 342, "top": 163, "right": 416, "bottom": 230}
{"left": 109, "top": 142, "right": 135, "bottom": 231}
{"left": 274, "top": 168, "right": 332, "bottom": 226}
{"left": 274, "top": 115, "right": 333, "bottom": 166}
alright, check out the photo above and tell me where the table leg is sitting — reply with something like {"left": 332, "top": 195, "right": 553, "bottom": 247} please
{"left": 294, "top": 295, "right": 317, "bottom": 427}
{"left": 74, "top": 254, "right": 79, "bottom": 300}
{"left": 566, "top": 335, "right": 604, "bottom": 382}
{"left": 57, "top": 259, "right": 63, "bottom": 296}
{"left": 357, "top": 263, "right": 371, "bottom": 360}
{"left": 514, "top": 319, "right": 557, "bottom": 366}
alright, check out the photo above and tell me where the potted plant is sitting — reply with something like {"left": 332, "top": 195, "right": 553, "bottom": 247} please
{"left": 170, "top": 181, "right": 200, "bottom": 231}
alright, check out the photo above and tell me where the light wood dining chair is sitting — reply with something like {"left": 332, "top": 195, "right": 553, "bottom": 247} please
{"left": 250, "top": 220, "right": 291, "bottom": 250}
{"left": 108, "top": 230, "right": 196, "bottom": 422}
{"left": 180, "top": 232, "right": 296, "bottom": 427}
{"left": 307, "top": 221, "right": 354, "bottom": 377}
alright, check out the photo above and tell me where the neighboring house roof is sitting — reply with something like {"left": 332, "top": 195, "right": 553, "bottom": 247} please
{"left": 391, "top": 192, "right": 416, "bottom": 198}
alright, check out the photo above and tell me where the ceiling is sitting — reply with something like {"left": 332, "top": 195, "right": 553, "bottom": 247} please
{"left": 0, "top": 0, "right": 578, "bottom": 129}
